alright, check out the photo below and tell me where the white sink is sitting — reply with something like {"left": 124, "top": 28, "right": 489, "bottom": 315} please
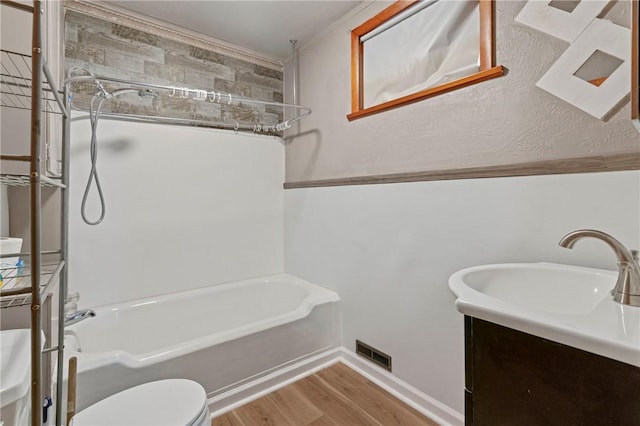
{"left": 449, "top": 263, "right": 640, "bottom": 367}
{"left": 453, "top": 263, "right": 615, "bottom": 315}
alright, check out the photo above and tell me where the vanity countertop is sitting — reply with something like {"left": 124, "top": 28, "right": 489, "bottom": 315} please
{"left": 449, "top": 262, "right": 640, "bottom": 367}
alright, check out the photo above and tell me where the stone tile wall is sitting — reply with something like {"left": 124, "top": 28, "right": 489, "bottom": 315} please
{"left": 65, "top": 10, "right": 284, "bottom": 129}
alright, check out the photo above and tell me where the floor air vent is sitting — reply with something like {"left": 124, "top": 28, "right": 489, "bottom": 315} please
{"left": 356, "top": 340, "right": 392, "bottom": 372}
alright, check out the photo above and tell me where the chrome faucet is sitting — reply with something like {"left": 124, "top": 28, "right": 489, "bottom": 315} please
{"left": 64, "top": 309, "right": 96, "bottom": 326}
{"left": 559, "top": 229, "right": 640, "bottom": 307}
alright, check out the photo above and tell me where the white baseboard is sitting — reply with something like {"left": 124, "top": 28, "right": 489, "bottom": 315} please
{"left": 208, "top": 346, "right": 464, "bottom": 426}
{"left": 340, "top": 348, "right": 464, "bottom": 426}
{"left": 208, "top": 347, "right": 342, "bottom": 417}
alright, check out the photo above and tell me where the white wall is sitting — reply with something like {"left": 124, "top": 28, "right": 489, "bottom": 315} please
{"left": 283, "top": 1, "right": 638, "bottom": 182}
{"left": 1, "top": 4, "right": 32, "bottom": 176}
{"left": 1, "top": 187, "right": 8, "bottom": 236}
{"left": 1, "top": 1, "right": 63, "bottom": 251}
{"left": 69, "top": 116, "right": 285, "bottom": 307}
{"left": 284, "top": 170, "right": 640, "bottom": 416}
{"left": 0, "top": 3, "right": 31, "bottom": 53}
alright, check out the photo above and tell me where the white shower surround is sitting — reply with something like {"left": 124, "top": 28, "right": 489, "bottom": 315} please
{"left": 69, "top": 116, "right": 285, "bottom": 307}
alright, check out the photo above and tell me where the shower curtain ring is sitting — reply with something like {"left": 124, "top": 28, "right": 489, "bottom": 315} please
{"left": 228, "top": 94, "right": 232, "bottom": 104}
{"left": 169, "top": 87, "right": 176, "bottom": 97}
{"left": 234, "top": 122, "right": 239, "bottom": 133}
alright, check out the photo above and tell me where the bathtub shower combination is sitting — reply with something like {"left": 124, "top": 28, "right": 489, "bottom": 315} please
{"left": 62, "top": 274, "right": 340, "bottom": 412}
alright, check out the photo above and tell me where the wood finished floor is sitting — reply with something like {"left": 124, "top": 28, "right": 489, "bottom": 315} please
{"left": 211, "top": 362, "right": 439, "bottom": 426}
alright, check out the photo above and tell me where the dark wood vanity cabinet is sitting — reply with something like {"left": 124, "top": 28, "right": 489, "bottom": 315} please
{"left": 464, "top": 316, "right": 640, "bottom": 426}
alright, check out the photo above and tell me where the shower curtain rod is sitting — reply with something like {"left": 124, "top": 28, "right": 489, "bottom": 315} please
{"left": 68, "top": 109, "right": 288, "bottom": 134}
{"left": 64, "top": 72, "right": 311, "bottom": 133}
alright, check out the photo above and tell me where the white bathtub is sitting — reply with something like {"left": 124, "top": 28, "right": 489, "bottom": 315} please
{"left": 62, "top": 273, "right": 340, "bottom": 412}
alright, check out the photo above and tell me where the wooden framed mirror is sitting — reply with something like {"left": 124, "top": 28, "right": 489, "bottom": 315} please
{"left": 347, "top": 0, "right": 503, "bottom": 121}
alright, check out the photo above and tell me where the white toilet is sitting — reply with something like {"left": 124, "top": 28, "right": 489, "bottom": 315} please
{"left": 70, "top": 379, "right": 210, "bottom": 426}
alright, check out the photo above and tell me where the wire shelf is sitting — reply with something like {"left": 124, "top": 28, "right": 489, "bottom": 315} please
{"left": 1, "top": 49, "right": 64, "bottom": 114}
{"left": 0, "top": 260, "right": 64, "bottom": 308}
{"left": 0, "top": 174, "right": 65, "bottom": 188}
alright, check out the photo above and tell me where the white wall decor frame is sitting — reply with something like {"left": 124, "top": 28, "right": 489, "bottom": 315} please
{"left": 536, "top": 18, "right": 630, "bottom": 120}
{"left": 515, "top": 0, "right": 610, "bottom": 43}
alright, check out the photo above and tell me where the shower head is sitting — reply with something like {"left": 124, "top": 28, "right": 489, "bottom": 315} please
{"left": 138, "top": 89, "right": 158, "bottom": 99}
{"left": 106, "top": 88, "right": 159, "bottom": 99}
{"left": 110, "top": 88, "right": 141, "bottom": 98}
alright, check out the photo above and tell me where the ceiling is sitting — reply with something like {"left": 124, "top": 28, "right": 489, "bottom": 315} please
{"left": 102, "top": 1, "right": 364, "bottom": 60}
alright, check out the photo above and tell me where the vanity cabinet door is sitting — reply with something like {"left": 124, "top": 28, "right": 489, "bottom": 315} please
{"left": 465, "top": 317, "right": 640, "bottom": 426}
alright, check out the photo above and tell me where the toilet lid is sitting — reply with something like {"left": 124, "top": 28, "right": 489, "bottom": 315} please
{"left": 71, "top": 379, "right": 207, "bottom": 426}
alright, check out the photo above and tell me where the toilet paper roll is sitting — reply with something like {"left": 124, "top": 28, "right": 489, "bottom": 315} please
{"left": 1, "top": 237, "right": 23, "bottom": 288}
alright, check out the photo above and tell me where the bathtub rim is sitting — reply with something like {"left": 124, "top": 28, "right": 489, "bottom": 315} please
{"left": 63, "top": 273, "right": 339, "bottom": 370}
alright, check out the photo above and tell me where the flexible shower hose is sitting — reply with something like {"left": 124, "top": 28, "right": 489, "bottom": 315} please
{"left": 81, "top": 94, "right": 107, "bottom": 225}
{"left": 81, "top": 88, "right": 144, "bottom": 225}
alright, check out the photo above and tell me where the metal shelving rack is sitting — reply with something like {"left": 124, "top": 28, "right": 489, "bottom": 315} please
{"left": 0, "top": 1, "right": 68, "bottom": 425}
